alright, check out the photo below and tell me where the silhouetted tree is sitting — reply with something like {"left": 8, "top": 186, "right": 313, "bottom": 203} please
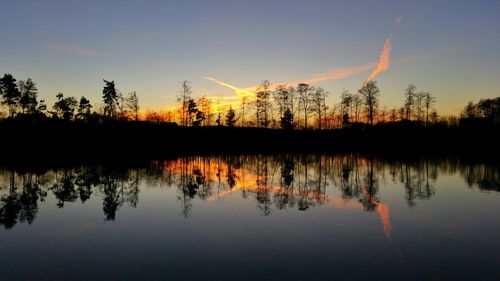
{"left": 280, "top": 108, "right": 294, "bottom": 130}
{"left": 126, "top": 91, "right": 139, "bottom": 121}
{"left": 255, "top": 80, "right": 272, "bottom": 128}
{"left": 116, "top": 92, "right": 127, "bottom": 120}
{"left": 197, "top": 96, "right": 212, "bottom": 126}
{"left": 240, "top": 96, "right": 248, "bottom": 126}
{"left": 297, "top": 83, "right": 313, "bottom": 129}
{"left": 342, "top": 113, "right": 350, "bottom": 128}
{"left": 311, "top": 86, "right": 328, "bottom": 129}
{"left": 192, "top": 110, "right": 205, "bottom": 127}
{"left": 215, "top": 112, "right": 222, "bottom": 126}
{"left": 225, "top": 107, "right": 237, "bottom": 127}
{"left": 403, "top": 84, "right": 417, "bottom": 121}
{"left": 187, "top": 99, "right": 198, "bottom": 126}
{"left": 76, "top": 96, "right": 92, "bottom": 120}
{"left": 422, "top": 91, "right": 436, "bottom": 126}
{"left": 462, "top": 101, "right": 477, "bottom": 119}
{"left": 352, "top": 93, "right": 363, "bottom": 123}
{"left": 177, "top": 80, "right": 192, "bottom": 126}
{"left": 18, "top": 78, "right": 39, "bottom": 115}
{"left": 53, "top": 93, "right": 77, "bottom": 120}
{"left": 36, "top": 99, "right": 48, "bottom": 116}
{"left": 0, "top": 74, "right": 21, "bottom": 117}
{"left": 340, "top": 90, "right": 353, "bottom": 128}
{"left": 102, "top": 80, "right": 118, "bottom": 119}
{"left": 273, "top": 85, "right": 293, "bottom": 119}
{"left": 359, "top": 81, "right": 380, "bottom": 125}
{"left": 472, "top": 97, "right": 500, "bottom": 121}
{"left": 389, "top": 107, "right": 398, "bottom": 122}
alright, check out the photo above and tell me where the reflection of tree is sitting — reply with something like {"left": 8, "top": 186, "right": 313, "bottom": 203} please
{"left": 461, "top": 162, "right": 500, "bottom": 192}
{"left": 52, "top": 170, "right": 78, "bottom": 208}
{"left": 360, "top": 158, "right": 379, "bottom": 212}
{"left": 19, "top": 171, "right": 45, "bottom": 224}
{"left": 0, "top": 172, "right": 21, "bottom": 228}
{"left": 1, "top": 156, "right": 498, "bottom": 229}
{"left": 274, "top": 157, "right": 295, "bottom": 210}
{"left": 100, "top": 168, "right": 140, "bottom": 221}
{"left": 75, "top": 166, "right": 99, "bottom": 203}
{"left": 0, "top": 171, "right": 47, "bottom": 229}
{"left": 256, "top": 156, "right": 272, "bottom": 215}
{"left": 400, "top": 160, "right": 436, "bottom": 207}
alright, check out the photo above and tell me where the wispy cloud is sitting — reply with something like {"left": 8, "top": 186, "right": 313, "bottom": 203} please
{"left": 290, "top": 63, "right": 377, "bottom": 85}
{"left": 206, "top": 33, "right": 395, "bottom": 95}
{"left": 395, "top": 46, "right": 462, "bottom": 64}
{"left": 203, "top": 77, "right": 257, "bottom": 98}
{"left": 395, "top": 16, "right": 403, "bottom": 25}
{"left": 46, "top": 43, "right": 107, "bottom": 57}
{"left": 366, "top": 34, "right": 393, "bottom": 83}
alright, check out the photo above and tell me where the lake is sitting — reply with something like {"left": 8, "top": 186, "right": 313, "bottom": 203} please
{"left": 1, "top": 155, "right": 499, "bottom": 281}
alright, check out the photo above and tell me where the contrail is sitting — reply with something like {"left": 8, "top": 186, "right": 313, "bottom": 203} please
{"left": 203, "top": 77, "right": 257, "bottom": 99}
{"left": 203, "top": 33, "right": 394, "bottom": 108}
{"left": 365, "top": 34, "right": 393, "bottom": 84}
{"left": 291, "top": 62, "right": 377, "bottom": 85}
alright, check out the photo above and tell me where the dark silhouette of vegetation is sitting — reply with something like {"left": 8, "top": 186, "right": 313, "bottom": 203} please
{"left": 255, "top": 80, "right": 272, "bottom": 128}
{"left": 359, "top": 81, "right": 380, "bottom": 126}
{"left": 225, "top": 107, "right": 237, "bottom": 127}
{"left": 0, "top": 74, "right": 21, "bottom": 117}
{"left": 76, "top": 96, "right": 92, "bottom": 120}
{"left": 0, "top": 73, "right": 498, "bottom": 159}
{"left": 1, "top": 155, "right": 498, "bottom": 228}
{"left": 177, "top": 80, "right": 192, "bottom": 127}
{"left": 53, "top": 93, "right": 78, "bottom": 120}
{"left": 102, "top": 79, "right": 119, "bottom": 119}
{"left": 280, "top": 108, "right": 294, "bottom": 130}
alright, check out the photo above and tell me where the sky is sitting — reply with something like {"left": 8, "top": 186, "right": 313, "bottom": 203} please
{"left": 1, "top": 0, "right": 499, "bottom": 114}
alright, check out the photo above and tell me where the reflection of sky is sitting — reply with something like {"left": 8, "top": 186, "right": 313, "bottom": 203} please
{"left": 1, "top": 0, "right": 500, "bottom": 115}
{"left": 1, "top": 158, "right": 500, "bottom": 279}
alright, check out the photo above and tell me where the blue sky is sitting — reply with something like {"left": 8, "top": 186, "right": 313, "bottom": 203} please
{"left": 1, "top": 0, "right": 499, "bottom": 114}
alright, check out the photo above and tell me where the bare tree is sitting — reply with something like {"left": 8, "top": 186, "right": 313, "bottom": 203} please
{"left": 422, "top": 92, "right": 436, "bottom": 126}
{"left": 403, "top": 84, "right": 417, "bottom": 121}
{"left": 389, "top": 107, "right": 398, "bottom": 122}
{"left": 358, "top": 81, "right": 380, "bottom": 125}
{"left": 197, "top": 96, "right": 212, "bottom": 126}
{"left": 126, "top": 91, "right": 139, "bottom": 121}
{"left": 352, "top": 93, "right": 363, "bottom": 123}
{"left": 415, "top": 92, "right": 425, "bottom": 122}
{"left": 311, "top": 86, "right": 328, "bottom": 129}
{"left": 255, "top": 80, "right": 272, "bottom": 128}
{"left": 177, "top": 80, "right": 192, "bottom": 126}
{"left": 296, "top": 83, "right": 313, "bottom": 129}
{"left": 340, "top": 90, "right": 353, "bottom": 128}
{"left": 240, "top": 96, "right": 248, "bottom": 127}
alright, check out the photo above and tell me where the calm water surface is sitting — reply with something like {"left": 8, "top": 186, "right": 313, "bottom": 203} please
{"left": 1, "top": 155, "right": 499, "bottom": 281}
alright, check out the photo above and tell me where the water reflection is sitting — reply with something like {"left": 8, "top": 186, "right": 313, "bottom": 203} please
{"left": 1, "top": 155, "right": 499, "bottom": 231}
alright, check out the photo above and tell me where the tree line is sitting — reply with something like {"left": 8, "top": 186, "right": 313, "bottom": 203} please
{"left": 0, "top": 74, "right": 139, "bottom": 121}
{"left": 2, "top": 73, "right": 499, "bottom": 128}
{"left": 174, "top": 79, "right": 499, "bottom": 129}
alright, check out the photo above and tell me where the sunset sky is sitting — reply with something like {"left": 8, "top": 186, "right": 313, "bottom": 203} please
{"left": 1, "top": 0, "right": 499, "bottom": 114}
